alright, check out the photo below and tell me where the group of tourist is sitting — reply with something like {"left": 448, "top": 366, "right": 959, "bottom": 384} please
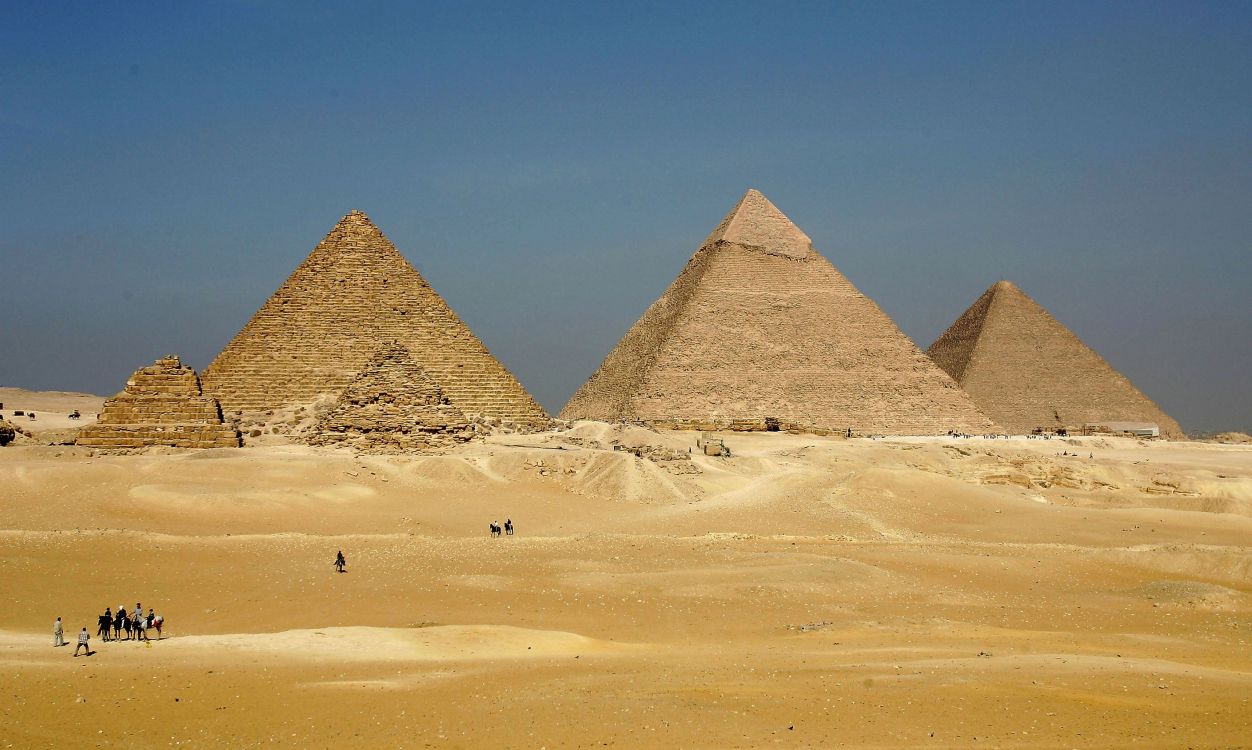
{"left": 53, "top": 602, "right": 165, "bottom": 657}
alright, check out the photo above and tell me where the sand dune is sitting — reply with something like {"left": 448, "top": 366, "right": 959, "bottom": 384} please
{"left": 2, "top": 414, "right": 1250, "bottom": 747}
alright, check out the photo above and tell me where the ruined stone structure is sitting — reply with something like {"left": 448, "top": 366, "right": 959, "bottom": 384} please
{"left": 201, "top": 210, "right": 547, "bottom": 425}
{"left": 309, "top": 341, "right": 474, "bottom": 453}
{"left": 76, "top": 356, "right": 241, "bottom": 449}
{"left": 560, "top": 189, "right": 998, "bottom": 435}
{"left": 927, "top": 280, "right": 1183, "bottom": 438}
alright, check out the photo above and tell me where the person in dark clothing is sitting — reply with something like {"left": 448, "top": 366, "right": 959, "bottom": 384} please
{"left": 98, "top": 609, "right": 111, "bottom": 641}
{"left": 113, "top": 609, "right": 124, "bottom": 640}
{"left": 334, "top": 550, "right": 346, "bottom": 573}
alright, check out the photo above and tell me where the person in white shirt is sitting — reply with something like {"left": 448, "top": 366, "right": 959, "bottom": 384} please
{"left": 53, "top": 617, "right": 65, "bottom": 647}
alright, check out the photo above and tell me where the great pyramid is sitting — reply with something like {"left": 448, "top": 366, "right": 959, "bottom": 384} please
{"left": 560, "top": 189, "right": 998, "bottom": 435}
{"left": 309, "top": 341, "right": 473, "bottom": 453}
{"left": 927, "top": 280, "right": 1183, "bottom": 437}
{"left": 76, "top": 355, "right": 241, "bottom": 449}
{"left": 201, "top": 210, "right": 547, "bottom": 425}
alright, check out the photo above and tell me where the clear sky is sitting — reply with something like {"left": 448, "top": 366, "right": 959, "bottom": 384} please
{"left": 2, "top": 1, "right": 1249, "bottom": 432}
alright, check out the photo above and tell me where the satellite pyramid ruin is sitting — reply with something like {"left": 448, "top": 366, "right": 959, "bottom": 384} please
{"left": 927, "top": 281, "right": 1183, "bottom": 437}
{"left": 560, "top": 189, "right": 998, "bottom": 435}
{"left": 201, "top": 210, "right": 547, "bottom": 425}
{"left": 308, "top": 341, "right": 473, "bottom": 453}
{"left": 77, "top": 355, "right": 241, "bottom": 449}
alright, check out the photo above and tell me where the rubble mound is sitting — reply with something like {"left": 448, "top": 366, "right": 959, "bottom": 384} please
{"left": 75, "top": 356, "right": 241, "bottom": 449}
{"left": 1207, "top": 432, "right": 1252, "bottom": 445}
{"left": 308, "top": 342, "right": 474, "bottom": 453}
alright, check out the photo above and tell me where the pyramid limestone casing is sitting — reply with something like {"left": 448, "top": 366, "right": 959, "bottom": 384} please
{"left": 201, "top": 211, "right": 547, "bottom": 424}
{"left": 76, "top": 356, "right": 241, "bottom": 449}
{"left": 309, "top": 341, "right": 473, "bottom": 453}
{"left": 927, "top": 281, "right": 1184, "bottom": 438}
{"left": 560, "top": 190, "right": 998, "bottom": 435}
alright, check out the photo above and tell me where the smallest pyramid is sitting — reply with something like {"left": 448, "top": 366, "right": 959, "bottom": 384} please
{"left": 928, "top": 281, "right": 1183, "bottom": 437}
{"left": 77, "top": 355, "right": 241, "bottom": 449}
{"left": 309, "top": 342, "right": 474, "bottom": 453}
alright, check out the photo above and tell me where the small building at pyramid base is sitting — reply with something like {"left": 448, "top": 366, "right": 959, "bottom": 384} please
{"left": 308, "top": 342, "right": 475, "bottom": 454}
{"left": 76, "top": 356, "right": 241, "bottom": 449}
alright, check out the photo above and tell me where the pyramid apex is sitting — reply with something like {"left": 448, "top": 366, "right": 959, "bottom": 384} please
{"left": 992, "top": 279, "right": 1020, "bottom": 293}
{"left": 703, "top": 189, "right": 813, "bottom": 259}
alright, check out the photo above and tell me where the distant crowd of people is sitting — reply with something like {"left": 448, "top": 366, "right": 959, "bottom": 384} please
{"left": 942, "top": 431, "right": 1064, "bottom": 440}
{"left": 54, "top": 602, "right": 165, "bottom": 657}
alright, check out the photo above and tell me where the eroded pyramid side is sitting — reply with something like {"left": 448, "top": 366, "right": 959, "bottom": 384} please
{"left": 927, "top": 281, "right": 1184, "bottom": 437}
{"left": 201, "top": 211, "right": 547, "bottom": 426}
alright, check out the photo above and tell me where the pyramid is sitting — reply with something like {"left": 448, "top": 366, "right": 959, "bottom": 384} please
{"left": 308, "top": 341, "right": 473, "bottom": 453}
{"left": 927, "top": 281, "right": 1183, "bottom": 437}
{"left": 76, "top": 355, "right": 241, "bottom": 449}
{"left": 201, "top": 211, "right": 547, "bottom": 425}
{"left": 560, "top": 190, "right": 998, "bottom": 435}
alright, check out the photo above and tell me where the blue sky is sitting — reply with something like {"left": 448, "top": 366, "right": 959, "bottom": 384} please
{"left": 2, "top": 1, "right": 1249, "bottom": 431}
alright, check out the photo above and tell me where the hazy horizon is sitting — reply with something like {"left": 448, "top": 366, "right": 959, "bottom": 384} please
{"left": 2, "top": 2, "right": 1249, "bottom": 432}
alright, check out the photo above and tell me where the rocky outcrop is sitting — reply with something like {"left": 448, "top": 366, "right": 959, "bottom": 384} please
{"left": 75, "top": 356, "right": 241, "bottom": 449}
{"left": 308, "top": 342, "right": 474, "bottom": 453}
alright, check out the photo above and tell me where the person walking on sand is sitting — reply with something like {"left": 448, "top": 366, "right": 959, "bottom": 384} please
{"left": 334, "top": 550, "right": 346, "bottom": 573}
{"left": 53, "top": 617, "right": 65, "bottom": 647}
{"left": 73, "top": 627, "right": 90, "bottom": 656}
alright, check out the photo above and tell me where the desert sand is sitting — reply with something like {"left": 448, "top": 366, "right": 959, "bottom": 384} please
{"left": 1, "top": 391, "right": 1250, "bottom": 748}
